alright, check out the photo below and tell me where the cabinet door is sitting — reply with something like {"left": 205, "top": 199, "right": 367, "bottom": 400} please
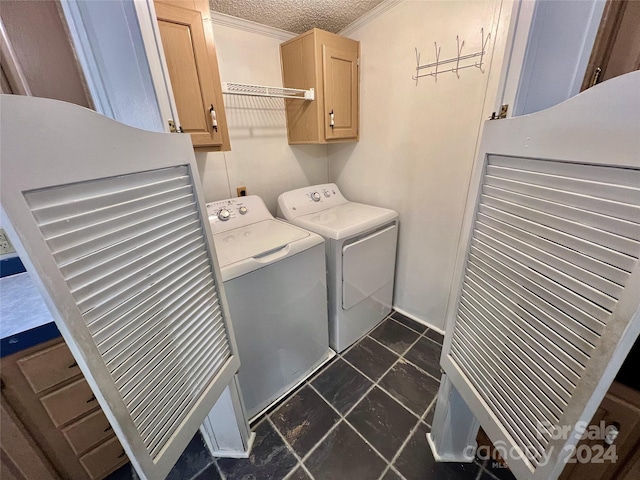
{"left": 155, "top": 2, "right": 224, "bottom": 148}
{"left": 322, "top": 44, "right": 358, "bottom": 140}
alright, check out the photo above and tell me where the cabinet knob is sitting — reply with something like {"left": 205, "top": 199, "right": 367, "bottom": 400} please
{"left": 604, "top": 422, "right": 620, "bottom": 445}
{"left": 329, "top": 109, "right": 334, "bottom": 128}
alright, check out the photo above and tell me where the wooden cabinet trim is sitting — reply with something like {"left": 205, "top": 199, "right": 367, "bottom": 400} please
{"left": 0, "top": 396, "right": 60, "bottom": 480}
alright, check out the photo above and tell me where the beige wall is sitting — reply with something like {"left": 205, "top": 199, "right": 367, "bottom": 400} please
{"left": 196, "top": 22, "right": 329, "bottom": 214}
{"left": 328, "top": 0, "right": 511, "bottom": 330}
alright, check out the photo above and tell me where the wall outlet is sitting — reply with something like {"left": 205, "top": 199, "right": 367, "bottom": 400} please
{"left": 236, "top": 186, "right": 247, "bottom": 197}
{"left": 0, "top": 229, "right": 16, "bottom": 255}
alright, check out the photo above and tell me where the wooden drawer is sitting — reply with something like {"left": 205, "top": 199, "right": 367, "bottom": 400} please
{"left": 79, "top": 436, "right": 128, "bottom": 480}
{"left": 62, "top": 409, "right": 114, "bottom": 455}
{"left": 17, "top": 342, "right": 81, "bottom": 393}
{"left": 40, "top": 378, "right": 99, "bottom": 427}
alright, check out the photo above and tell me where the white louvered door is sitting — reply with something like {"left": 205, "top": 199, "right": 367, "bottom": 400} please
{"left": 441, "top": 71, "right": 640, "bottom": 480}
{"left": 0, "top": 95, "right": 240, "bottom": 480}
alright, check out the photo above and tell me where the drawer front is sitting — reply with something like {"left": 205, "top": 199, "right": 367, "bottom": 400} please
{"left": 17, "top": 342, "right": 81, "bottom": 393}
{"left": 62, "top": 409, "right": 114, "bottom": 455}
{"left": 40, "top": 378, "right": 99, "bottom": 427}
{"left": 80, "top": 436, "right": 128, "bottom": 480}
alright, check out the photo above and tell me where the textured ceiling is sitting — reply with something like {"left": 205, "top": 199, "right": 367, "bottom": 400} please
{"left": 210, "top": 0, "right": 385, "bottom": 34}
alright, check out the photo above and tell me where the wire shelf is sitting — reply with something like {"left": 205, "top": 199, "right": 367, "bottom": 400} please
{"left": 222, "top": 82, "right": 314, "bottom": 100}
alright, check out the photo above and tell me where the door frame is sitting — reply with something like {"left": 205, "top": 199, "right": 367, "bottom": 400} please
{"left": 495, "top": 0, "right": 606, "bottom": 118}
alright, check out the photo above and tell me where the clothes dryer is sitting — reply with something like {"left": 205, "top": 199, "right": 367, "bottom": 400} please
{"left": 278, "top": 184, "right": 398, "bottom": 352}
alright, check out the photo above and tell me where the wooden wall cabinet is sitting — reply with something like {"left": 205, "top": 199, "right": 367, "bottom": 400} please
{"left": 1, "top": 339, "right": 127, "bottom": 480}
{"left": 154, "top": 0, "right": 230, "bottom": 151}
{"left": 280, "top": 28, "right": 359, "bottom": 144}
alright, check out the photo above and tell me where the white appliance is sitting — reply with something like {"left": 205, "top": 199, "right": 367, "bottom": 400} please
{"left": 278, "top": 184, "right": 399, "bottom": 352}
{"left": 208, "top": 195, "right": 333, "bottom": 419}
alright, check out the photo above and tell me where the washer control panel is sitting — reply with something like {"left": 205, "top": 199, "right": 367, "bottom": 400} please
{"left": 207, "top": 195, "right": 273, "bottom": 234}
{"left": 306, "top": 186, "right": 337, "bottom": 204}
{"left": 277, "top": 183, "right": 347, "bottom": 220}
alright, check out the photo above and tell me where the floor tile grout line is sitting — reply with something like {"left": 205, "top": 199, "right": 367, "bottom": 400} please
{"left": 388, "top": 314, "right": 427, "bottom": 335}
{"left": 283, "top": 408, "right": 344, "bottom": 467}
{"left": 383, "top": 415, "right": 424, "bottom": 480}
{"left": 389, "top": 313, "right": 445, "bottom": 346}
{"left": 340, "top": 355, "right": 425, "bottom": 422}
{"left": 342, "top": 328, "right": 427, "bottom": 417}
{"left": 186, "top": 453, "right": 223, "bottom": 480}
{"left": 305, "top": 382, "right": 394, "bottom": 473}
{"left": 366, "top": 332, "right": 444, "bottom": 384}
{"left": 367, "top": 329, "right": 419, "bottom": 359}
{"left": 235, "top": 311, "right": 446, "bottom": 480}
{"left": 377, "top": 383, "right": 440, "bottom": 480}
{"left": 255, "top": 312, "right": 397, "bottom": 428}
{"left": 211, "top": 457, "right": 226, "bottom": 480}
{"left": 298, "top": 330, "right": 429, "bottom": 477}
{"left": 422, "top": 332, "right": 445, "bottom": 348}
{"left": 265, "top": 417, "right": 317, "bottom": 480}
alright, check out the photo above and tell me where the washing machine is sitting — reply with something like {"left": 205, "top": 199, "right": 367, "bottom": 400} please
{"left": 278, "top": 184, "right": 399, "bottom": 352}
{"left": 208, "top": 195, "right": 333, "bottom": 419}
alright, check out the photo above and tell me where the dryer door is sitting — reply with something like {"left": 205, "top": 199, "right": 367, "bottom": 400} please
{"left": 342, "top": 224, "right": 398, "bottom": 310}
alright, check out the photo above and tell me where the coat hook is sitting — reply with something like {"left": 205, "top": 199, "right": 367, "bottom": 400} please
{"left": 455, "top": 35, "right": 465, "bottom": 78}
{"left": 433, "top": 42, "right": 441, "bottom": 82}
{"left": 478, "top": 28, "right": 491, "bottom": 73}
{"left": 412, "top": 27, "right": 489, "bottom": 83}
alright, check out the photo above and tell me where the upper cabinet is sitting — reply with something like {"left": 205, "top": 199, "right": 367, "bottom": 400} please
{"left": 154, "top": 0, "right": 230, "bottom": 150}
{"left": 280, "top": 29, "right": 359, "bottom": 144}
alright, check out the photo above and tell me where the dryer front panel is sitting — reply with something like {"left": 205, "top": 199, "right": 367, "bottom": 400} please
{"left": 342, "top": 224, "right": 398, "bottom": 310}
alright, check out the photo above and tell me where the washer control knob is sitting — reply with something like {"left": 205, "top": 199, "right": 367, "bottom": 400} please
{"left": 217, "top": 208, "right": 231, "bottom": 221}
{"left": 311, "top": 192, "right": 321, "bottom": 202}
{"left": 323, "top": 191, "right": 330, "bottom": 198}
{"left": 239, "top": 206, "right": 248, "bottom": 215}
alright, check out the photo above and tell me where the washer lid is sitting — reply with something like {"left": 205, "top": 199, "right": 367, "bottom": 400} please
{"left": 212, "top": 219, "right": 311, "bottom": 268}
{"left": 291, "top": 202, "right": 398, "bottom": 240}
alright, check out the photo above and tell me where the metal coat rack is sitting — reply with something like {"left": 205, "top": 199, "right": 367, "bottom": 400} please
{"left": 413, "top": 28, "right": 490, "bottom": 84}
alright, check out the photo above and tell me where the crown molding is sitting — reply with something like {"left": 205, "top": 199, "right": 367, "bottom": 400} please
{"left": 339, "top": 0, "right": 404, "bottom": 36}
{"left": 209, "top": 11, "right": 296, "bottom": 41}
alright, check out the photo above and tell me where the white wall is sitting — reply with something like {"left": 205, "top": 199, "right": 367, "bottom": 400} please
{"left": 328, "top": 0, "right": 512, "bottom": 330}
{"left": 60, "top": 0, "right": 164, "bottom": 132}
{"left": 196, "top": 22, "right": 329, "bottom": 214}
{"left": 512, "top": 0, "right": 604, "bottom": 115}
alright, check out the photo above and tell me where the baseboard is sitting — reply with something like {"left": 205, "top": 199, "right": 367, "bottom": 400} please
{"left": 211, "top": 431, "right": 256, "bottom": 459}
{"left": 426, "top": 432, "right": 476, "bottom": 463}
{"left": 392, "top": 306, "right": 446, "bottom": 335}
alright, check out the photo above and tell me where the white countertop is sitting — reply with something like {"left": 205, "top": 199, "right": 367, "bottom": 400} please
{"left": 0, "top": 272, "right": 54, "bottom": 338}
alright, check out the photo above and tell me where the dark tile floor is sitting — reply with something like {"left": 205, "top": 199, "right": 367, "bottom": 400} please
{"left": 108, "top": 310, "right": 513, "bottom": 480}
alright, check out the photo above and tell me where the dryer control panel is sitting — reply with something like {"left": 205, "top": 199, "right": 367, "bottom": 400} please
{"left": 277, "top": 183, "right": 348, "bottom": 219}
{"left": 207, "top": 195, "right": 273, "bottom": 234}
